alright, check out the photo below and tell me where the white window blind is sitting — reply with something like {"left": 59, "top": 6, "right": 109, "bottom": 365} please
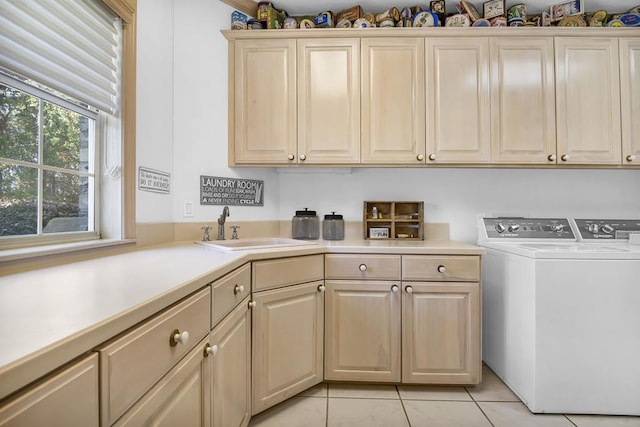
{"left": 0, "top": 0, "right": 121, "bottom": 113}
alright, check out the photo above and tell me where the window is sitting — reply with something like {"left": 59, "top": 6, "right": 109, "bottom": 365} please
{"left": 0, "top": 0, "right": 126, "bottom": 250}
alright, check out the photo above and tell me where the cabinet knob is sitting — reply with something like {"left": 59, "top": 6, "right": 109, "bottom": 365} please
{"left": 437, "top": 265, "right": 446, "bottom": 273}
{"left": 358, "top": 263, "right": 367, "bottom": 272}
{"left": 547, "top": 154, "right": 556, "bottom": 162}
{"left": 248, "top": 300, "right": 256, "bottom": 309}
{"left": 317, "top": 284, "right": 326, "bottom": 292}
{"left": 391, "top": 285, "right": 399, "bottom": 293}
{"left": 204, "top": 344, "right": 218, "bottom": 357}
{"left": 287, "top": 154, "right": 295, "bottom": 161}
{"left": 405, "top": 286, "right": 413, "bottom": 294}
{"left": 416, "top": 154, "right": 424, "bottom": 161}
{"left": 561, "top": 154, "right": 570, "bottom": 162}
{"left": 428, "top": 154, "right": 436, "bottom": 161}
{"left": 234, "top": 284, "right": 245, "bottom": 295}
{"left": 627, "top": 155, "right": 636, "bottom": 162}
{"left": 170, "top": 329, "right": 190, "bottom": 347}
{"left": 299, "top": 154, "right": 307, "bottom": 161}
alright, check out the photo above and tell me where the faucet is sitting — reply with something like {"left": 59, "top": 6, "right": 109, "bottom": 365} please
{"left": 217, "top": 206, "right": 230, "bottom": 240}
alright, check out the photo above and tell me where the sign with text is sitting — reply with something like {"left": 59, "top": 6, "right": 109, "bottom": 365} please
{"left": 138, "top": 167, "right": 170, "bottom": 194}
{"left": 200, "top": 176, "right": 264, "bottom": 206}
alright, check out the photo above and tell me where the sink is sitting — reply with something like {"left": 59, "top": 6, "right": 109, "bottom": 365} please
{"left": 196, "top": 238, "right": 318, "bottom": 251}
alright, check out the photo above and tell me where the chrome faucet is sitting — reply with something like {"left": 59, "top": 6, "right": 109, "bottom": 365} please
{"left": 217, "top": 206, "right": 230, "bottom": 240}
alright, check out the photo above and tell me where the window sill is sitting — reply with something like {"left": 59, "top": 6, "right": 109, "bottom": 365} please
{"left": 0, "top": 239, "right": 136, "bottom": 264}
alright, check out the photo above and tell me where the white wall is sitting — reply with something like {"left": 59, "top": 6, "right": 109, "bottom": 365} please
{"left": 136, "top": 0, "right": 640, "bottom": 243}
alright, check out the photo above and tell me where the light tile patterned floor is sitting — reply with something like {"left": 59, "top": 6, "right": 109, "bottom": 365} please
{"left": 248, "top": 366, "right": 640, "bottom": 427}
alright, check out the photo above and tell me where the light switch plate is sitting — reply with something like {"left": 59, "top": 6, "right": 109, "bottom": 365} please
{"left": 184, "top": 200, "right": 193, "bottom": 217}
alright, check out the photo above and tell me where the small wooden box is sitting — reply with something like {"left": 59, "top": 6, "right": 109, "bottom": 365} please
{"left": 363, "top": 201, "right": 424, "bottom": 240}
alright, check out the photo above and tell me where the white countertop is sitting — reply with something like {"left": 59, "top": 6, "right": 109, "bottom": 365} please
{"left": 0, "top": 239, "right": 482, "bottom": 401}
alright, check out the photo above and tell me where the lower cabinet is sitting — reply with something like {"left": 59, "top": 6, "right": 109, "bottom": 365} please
{"left": 113, "top": 336, "right": 211, "bottom": 427}
{"left": 211, "top": 297, "right": 251, "bottom": 427}
{"left": 324, "top": 280, "right": 401, "bottom": 382}
{"left": 402, "top": 282, "right": 480, "bottom": 384}
{"left": 0, "top": 353, "right": 99, "bottom": 427}
{"left": 251, "top": 280, "right": 324, "bottom": 415}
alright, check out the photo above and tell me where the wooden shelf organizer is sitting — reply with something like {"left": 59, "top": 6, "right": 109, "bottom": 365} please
{"left": 363, "top": 201, "right": 424, "bottom": 240}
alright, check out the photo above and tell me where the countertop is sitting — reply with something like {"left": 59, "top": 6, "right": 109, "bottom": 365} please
{"left": 0, "top": 238, "right": 483, "bottom": 401}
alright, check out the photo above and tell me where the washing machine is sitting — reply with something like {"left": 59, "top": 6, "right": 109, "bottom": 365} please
{"left": 477, "top": 217, "right": 640, "bottom": 415}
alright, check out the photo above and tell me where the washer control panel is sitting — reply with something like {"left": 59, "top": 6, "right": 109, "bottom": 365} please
{"left": 482, "top": 218, "right": 575, "bottom": 240}
{"left": 575, "top": 219, "right": 640, "bottom": 240}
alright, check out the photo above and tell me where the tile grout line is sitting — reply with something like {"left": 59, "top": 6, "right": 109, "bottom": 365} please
{"left": 396, "top": 385, "right": 414, "bottom": 427}
{"left": 465, "top": 386, "right": 496, "bottom": 427}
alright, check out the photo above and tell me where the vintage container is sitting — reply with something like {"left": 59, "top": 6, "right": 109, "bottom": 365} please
{"left": 323, "top": 212, "right": 345, "bottom": 241}
{"left": 292, "top": 208, "right": 319, "bottom": 240}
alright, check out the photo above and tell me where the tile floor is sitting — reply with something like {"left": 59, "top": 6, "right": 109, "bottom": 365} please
{"left": 248, "top": 366, "right": 640, "bottom": 427}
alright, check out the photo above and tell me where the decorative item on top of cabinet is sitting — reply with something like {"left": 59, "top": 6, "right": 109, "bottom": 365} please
{"left": 364, "top": 201, "right": 424, "bottom": 240}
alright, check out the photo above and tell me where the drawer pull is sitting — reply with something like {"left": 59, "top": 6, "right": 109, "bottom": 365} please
{"left": 391, "top": 285, "right": 399, "bottom": 293}
{"left": 317, "top": 284, "right": 326, "bottom": 292}
{"left": 204, "top": 344, "right": 218, "bottom": 357}
{"left": 437, "top": 265, "right": 446, "bottom": 273}
{"left": 248, "top": 300, "right": 256, "bottom": 309}
{"left": 627, "top": 155, "right": 636, "bottom": 162}
{"left": 561, "top": 154, "right": 570, "bottom": 162}
{"left": 405, "top": 285, "right": 413, "bottom": 294}
{"left": 234, "top": 284, "right": 245, "bottom": 295}
{"left": 170, "top": 329, "right": 190, "bottom": 347}
{"left": 359, "top": 264, "right": 367, "bottom": 272}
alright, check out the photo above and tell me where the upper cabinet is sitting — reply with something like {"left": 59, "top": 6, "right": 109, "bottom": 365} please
{"left": 620, "top": 37, "right": 640, "bottom": 165}
{"left": 225, "top": 29, "right": 640, "bottom": 168}
{"left": 232, "top": 39, "right": 297, "bottom": 164}
{"left": 555, "top": 37, "right": 621, "bottom": 165}
{"left": 490, "top": 37, "right": 556, "bottom": 164}
{"left": 361, "top": 38, "right": 425, "bottom": 164}
{"left": 426, "top": 38, "right": 491, "bottom": 164}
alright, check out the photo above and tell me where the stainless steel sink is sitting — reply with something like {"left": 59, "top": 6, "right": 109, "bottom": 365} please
{"left": 196, "top": 238, "right": 318, "bottom": 251}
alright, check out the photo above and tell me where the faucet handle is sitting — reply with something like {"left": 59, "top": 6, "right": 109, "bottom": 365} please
{"left": 201, "top": 225, "right": 211, "bottom": 241}
{"left": 230, "top": 225, "right": 240, "bottom": 240}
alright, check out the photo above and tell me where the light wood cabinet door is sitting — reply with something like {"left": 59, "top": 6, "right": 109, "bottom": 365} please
{"left": 402, "top": 282, "right": 481, "bottom": 385}
{"left": 252, "top": 281, "right": 324, "bottom": 415}
{"left": 324, "top": 280, "right": 401, "bottom": 382}
{"left": 361, "top": 38, "right": 426, "bottom": 164}
{"left": 555, "top": 37, "right": 621, "bottom": 164}
{"left": 232, "top": 39, "right": 297, "bottom": 164}
{"left": 490, "top": 37, "right": 556, "bottom": 164}
{"left": 114, "top": 337, "right": 211, "bottom": 427}
{"left": 298, "top": 38, "right": 360, "bottom": 164}
{"left": 426, "top": 38, "right": 491, "bottom": 164}
{"left": 0, "top": 354, "right": 99, "bottom": 427}
{"left": 620, "top": 37, "right": 640, "bottom": 166}
{"left": 211, "top": 298, "right": 251, "bottom": 427}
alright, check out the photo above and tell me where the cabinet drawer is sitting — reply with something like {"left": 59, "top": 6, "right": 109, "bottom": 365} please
{"left": 212, "top": 263, "right": 251, "bottom": 327}
{"left": 99, "top": 287, "right": 211, "bottom": 426}
{"left": 325, "top": 254, "right": 401, "bottom": 280}
{"left": 402, "top": 255, "right": 480, "bottom": 281}
{"left": 0, "top": 354, "right": 99, "bottom": 427}
{"left": 252, "top": 255, "right": 323, "bottom": 291}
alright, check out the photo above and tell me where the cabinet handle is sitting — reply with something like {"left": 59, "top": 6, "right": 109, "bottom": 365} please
{"left": 627, "top": 155, "right": 636, "bottom": 162}
{"left": 437, "top": 265, "right": 446, "bottom": 273}
{"left": 391, "top": 285, "right": 399, "bottom": 293}
{"left": 248, "top": 300, "right": 256, "bottom": 309}
{"left": 428, "top": 154, "right": 436, "bottom": 161}
{"left": 561, "top": 154, "right": 570, "bottom": 162}
{"left": 547, "top": 154, "right": 556, "bottom": 162}
{"left": 358, "top": 263, "right": 367, "bottom": 272}
{"left": 405, "top": 286, "right": 413, "bottom": 294}
{"left": 170, "top": 329, "right": 190, "bottom": 347}
{"left": 204, "top": 343, "right": 218, "bottom": 357}
{"left": 299, "top": 154, "right": 307, "bottom": 161}
{"left": 287, "top": 154, "right": 295, "bottom": 161}
{"left": 234, "top": 284, "right": 245, "bottom": 295}
{"left": 416, "top": 154, "right": 424, "bottom": 161}
{"left": 317, "top": 284, "right": 326, "bottom": 292}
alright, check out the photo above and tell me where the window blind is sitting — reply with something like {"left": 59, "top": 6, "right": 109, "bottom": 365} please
{"left": 0, "top": 0, "right": 121, "bottom": 113}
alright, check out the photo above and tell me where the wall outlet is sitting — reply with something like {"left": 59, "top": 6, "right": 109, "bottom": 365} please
{"left": 184, "top": 200, "right": 193, "bottom": 217}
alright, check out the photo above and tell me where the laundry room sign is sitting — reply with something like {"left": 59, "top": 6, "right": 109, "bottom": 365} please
{"left": 200, "top": 176, "right": 264, "bottom": 206}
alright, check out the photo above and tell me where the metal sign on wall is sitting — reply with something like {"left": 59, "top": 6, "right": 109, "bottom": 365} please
{"left": 200, "top": 176, "right": 264, "bottom": 206}
{"left": 138, "top": 167, "right": 171, "bottom": 194}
